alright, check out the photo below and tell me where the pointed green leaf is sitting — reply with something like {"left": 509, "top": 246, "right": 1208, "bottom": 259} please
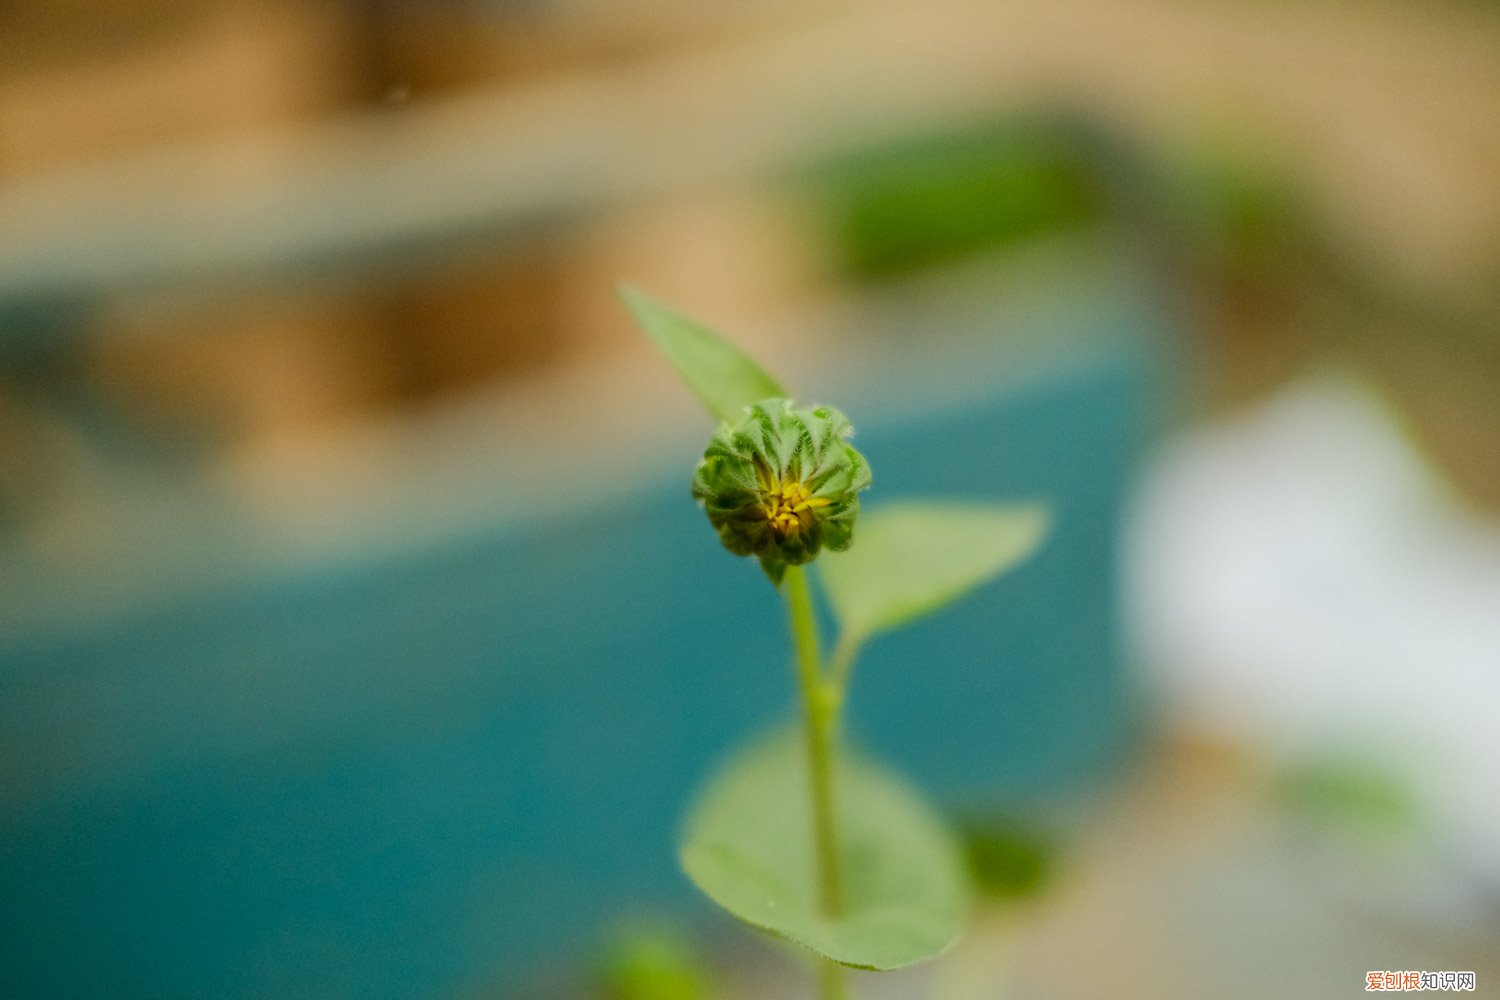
{"left": 620, "top": 285, "right": 786, "bottom": 423}
{"left": 679, "top": 730, "right": 969, "bottom": 970}
{"left": 820, "top": 502, "right": 1050, "bottom": 642}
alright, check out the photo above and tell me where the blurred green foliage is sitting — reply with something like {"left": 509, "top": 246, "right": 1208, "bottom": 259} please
{"left": 959, "top": 818, "right": 1057, "bottom": 902}
{"left": 1273, "top": 757, "right": 1421, "bottom": 845}
{"left": 808, "top": 121, "right": 1107, "bottom": 281}
{"left": 595, "top": 922, "right": 715, "bottom": 1000}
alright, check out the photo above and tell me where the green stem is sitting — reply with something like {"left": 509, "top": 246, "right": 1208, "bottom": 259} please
{"left": 818, "top": 959, "right": 851, "bottom": 1000}
{"left": 782, "top": 565, "right": 849, "bottom": 1000}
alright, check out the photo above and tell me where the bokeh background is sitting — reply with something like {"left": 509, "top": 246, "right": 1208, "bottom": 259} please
{"left": 2, "top": 1, "right": 1498, "bottom": 998}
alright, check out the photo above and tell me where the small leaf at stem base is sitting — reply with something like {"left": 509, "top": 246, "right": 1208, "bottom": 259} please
{"left": 678, "top": 730, "right": 969, "bottom": 970}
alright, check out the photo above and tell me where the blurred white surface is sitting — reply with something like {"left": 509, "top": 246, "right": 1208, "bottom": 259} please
{"left": 1129, "top": 374, "right": 1500, "bottom": 889}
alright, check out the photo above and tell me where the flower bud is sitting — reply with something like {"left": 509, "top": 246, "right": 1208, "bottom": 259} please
{"left": 691, "top": 398, "right": 872, "bottom": 583}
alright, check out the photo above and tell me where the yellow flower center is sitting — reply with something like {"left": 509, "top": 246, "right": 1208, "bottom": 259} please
{"left": 756, "top": 465, "right": 832, "bottom": 540}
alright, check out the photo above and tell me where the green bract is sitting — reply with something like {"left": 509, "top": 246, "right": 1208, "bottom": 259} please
{"left": 691, "top": 398, "right": 872, "bottom": 583}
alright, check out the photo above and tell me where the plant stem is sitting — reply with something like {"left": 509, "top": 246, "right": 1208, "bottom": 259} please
{"left": 818, "top": 959, "right": 851, "bottom": 1000}
{"left": 782, "top": 564, "right": 849, "bottom": 1000}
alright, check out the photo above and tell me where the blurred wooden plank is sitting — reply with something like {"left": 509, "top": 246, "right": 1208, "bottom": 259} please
{"left": 0, "top": 0, "right": 1496, "bottom": 313}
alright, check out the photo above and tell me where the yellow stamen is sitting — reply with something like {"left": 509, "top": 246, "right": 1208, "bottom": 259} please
{"left": 758, "top": 473, "right": 829, "bottom": 540}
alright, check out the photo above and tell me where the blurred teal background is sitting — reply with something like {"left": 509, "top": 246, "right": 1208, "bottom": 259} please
{"left": 0, "top": 284, "right": 1157, "bottom": 996}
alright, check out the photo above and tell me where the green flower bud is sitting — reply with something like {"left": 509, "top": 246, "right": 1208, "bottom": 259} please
{"left": 691, "top": 397, "right": 872, "bottom": 583}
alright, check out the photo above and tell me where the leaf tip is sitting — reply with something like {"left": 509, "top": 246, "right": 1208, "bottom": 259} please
{"left": 617, "top": 282, "right": 660, "bottom": 325}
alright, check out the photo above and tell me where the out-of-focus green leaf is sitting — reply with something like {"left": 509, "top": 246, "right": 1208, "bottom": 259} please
{"left": 1274, "top": 757, "right": 1420, "bottom": 844}
{"left": 808, "top": 122, "right": 1106, "bottom": 282}
{"left": 679, "top": 730, "right": 969, "bottom": 970}
{"left": 959, "top": 819, "right": 1057, "bottom": 902}
{"left": 620, "top": 286, "right": 785, "bottom": 424}
{"left": 597, "top": 921, "right": 715, "bottom": 1000}
{"left": 820, "top": 502, "right": 1050, "bottom": 642}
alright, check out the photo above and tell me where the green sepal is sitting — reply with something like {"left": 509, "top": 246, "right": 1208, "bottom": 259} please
{"left": 758, "top": 553, "right": 789, "bottom": 586}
